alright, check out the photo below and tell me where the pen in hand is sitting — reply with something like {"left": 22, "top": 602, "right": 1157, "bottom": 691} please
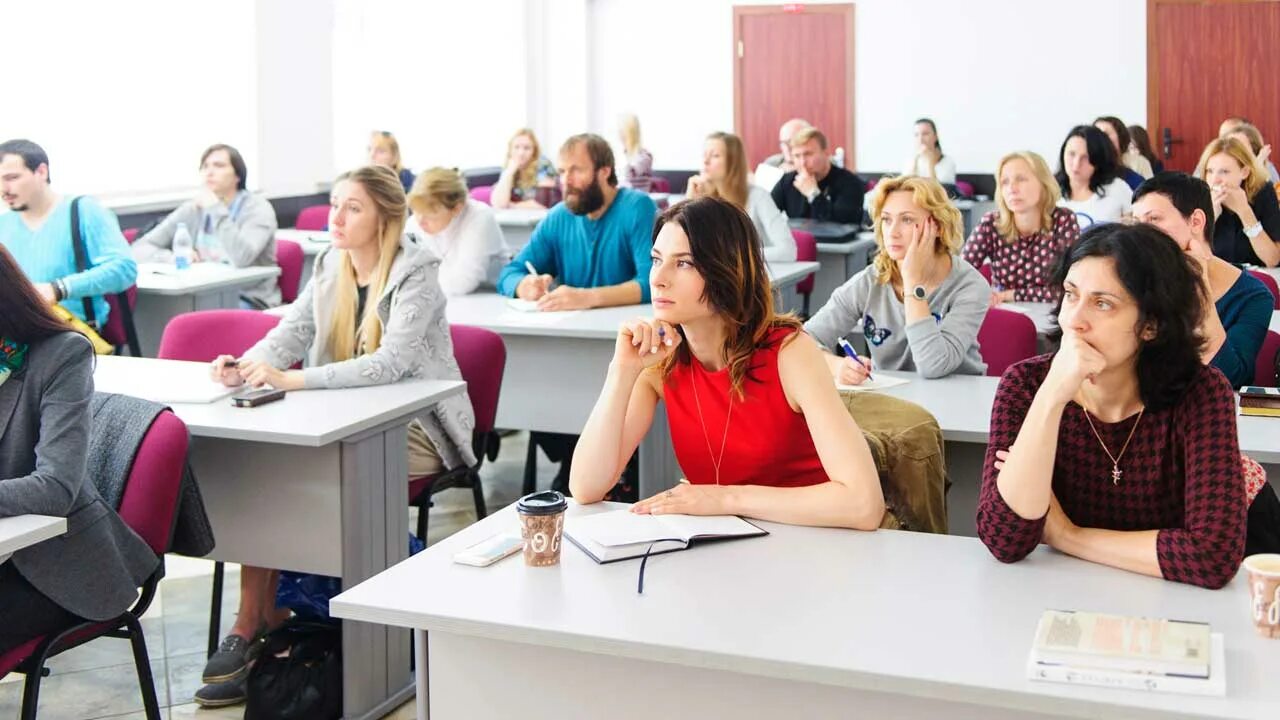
{"left": 837, "top": 338, "right": 873, "bottom": 381}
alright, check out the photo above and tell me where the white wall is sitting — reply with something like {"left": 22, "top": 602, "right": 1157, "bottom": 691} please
{"left": 256, "top": 0, "right": 333, "bottom": 195}
{"left": 588, "top": 0, "right": 1149, "bottom": 175}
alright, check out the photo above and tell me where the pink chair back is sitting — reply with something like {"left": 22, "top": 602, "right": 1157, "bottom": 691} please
{"left": 977, "top": 307, "right": 1038, "bottom": 377}
{"left": 791, "top": 229, "right": 816, "bottom": 295}
{"left": 469, "top": 186, "right": 493, "bottom": 205}
{"left": 1247, "top": 269, "right": 1280, "bottom": 310}
{"left": 295, "top": 204, "right": 330, "bottom": 231}
{"left": 449, "top": 325, "right": 506, "bottom": 434}
{"left": 157, "top": 310, "right": 282, "bottom": 362}
{"left": 276, "top": 239, "right": 304, "bottom": 303}
{"left": 1256, "top": 330, "right": 1280, "bottom": 387}
{"left": 649, "top": 177, "right": 671, "bottom": 193}
{"left": 977, "top": 263, "right": 993, "bottom": 284}
{"left": 115, "top": 411, "right": 189, "bottom": 553}
{"left": 102, "top": 286, "right": 138, "bottom": 349}
{"left": 954, "top": 180, "right": 976, "bottom": 199}
{"left": 122, "top": 228, "right": 139, "bottom": 243}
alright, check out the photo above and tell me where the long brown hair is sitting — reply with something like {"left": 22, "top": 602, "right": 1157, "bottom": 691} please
{"left": 703, "top": 132, "right": 749, "bottom": 209}
{"left": 655, "top": 197, "right": 802, "bottom": 398}
{"left": 0, "top": 245, "right": 72, "bottom": 343}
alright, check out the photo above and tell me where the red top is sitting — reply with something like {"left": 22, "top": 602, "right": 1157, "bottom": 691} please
{"left": 663, "top": 327, "right": 827, "bottom": 488}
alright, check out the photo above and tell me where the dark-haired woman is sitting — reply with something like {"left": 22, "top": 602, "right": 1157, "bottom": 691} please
{"left": 1128, "top": 125, "right": 1165, "bottom": 175}
{"left": 0, "top": 245, "right": 159, "bottom": 653}
{"left": 977, "top": 223, "right": 1246, "bottom": 589}
{"left": 1055, "top": 125, "right": 1132, "bottom": 228}
{"left": 902, "top": 118, "right": 956, "bottom": 185}
{"left": 1094, "top": 116, "right": 1151, "bottom": 185}
{"left": 569, "top": 197, "right": 884, "bottom": 530}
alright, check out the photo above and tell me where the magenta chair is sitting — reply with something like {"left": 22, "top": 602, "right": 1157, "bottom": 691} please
{"left": 0, "top": 410, "right": 189, "bottom": 720}
{"left": 977, "top": 306, "right": 1038, "bottom": 377}
{"left": 276, "top": 239, "right": 304, "bottom": 304}
{"left": 977, "top": 263, "right": 993, "bottom": 284}
{"left": 469, "top": 185, "right": 493, "bottom": 205}
{"left": 102, "top": 287, "right": 142, "bottom": 356}
{"left": 650, "top": 176, "right": 671, "bottom": 193}
{"left": 791, "top": 229, "right": 817, "bottom": 317}
{"left": 295, "top": 204, "right": 330, "bottom": 231}
{"left": 1247, "top": 269, "right": 1280, "bottom": 310}
{"left": 157, "top": 309, "right": 282, "bottom": 657}
{"left": 1256, "top": 331, "right": 1280, "bottom": 387}
{"left": 122, "top": 228, "right": 139, "bottom": 243}
{"left": 409, "top": 325, "right": 507, "bottom": 540}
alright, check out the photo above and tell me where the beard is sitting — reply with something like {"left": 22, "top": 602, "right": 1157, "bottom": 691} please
{"left": 564, "top": 177, "right": 605, "bottom": 215}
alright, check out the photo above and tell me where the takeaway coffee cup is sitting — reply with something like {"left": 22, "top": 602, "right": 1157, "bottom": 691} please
{"left": 516, "top": 490, "right": 568, "bottom": 566}
{"left": 1244, "top": 553, "right": 1280, "bottom": 638}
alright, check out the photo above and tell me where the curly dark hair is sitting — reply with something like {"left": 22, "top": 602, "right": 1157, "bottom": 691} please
{"left": 1048, "top": 222, "right": 1207, "bottom": 410}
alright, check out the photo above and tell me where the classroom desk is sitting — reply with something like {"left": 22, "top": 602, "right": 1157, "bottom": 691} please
{"left": 92, "top": 356, "right": 467, "bottom": 720}
{"left": 133, "top": 262, "right": 282, "bottom": 356}
{"left": 955, "top": 197, "right": 996, "bottom": 237}
{"left": 0, "top": 515, "right": 66, "bottom": 565}
{"left": 331, "top": 501, "right": 1279, "bottom": 720}
{"left": 814, "top": 233, "right": 878, "bottom": 311}
{"left": 274, "top": 227, "right": 330, "bottom": 289}
{"left": 492, "top": 207, "right": 547, "bottom": 252}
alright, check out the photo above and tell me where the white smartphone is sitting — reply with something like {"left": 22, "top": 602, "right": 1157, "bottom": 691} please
{"left": 452, "top": 532, "right": 524, "bottom": 567}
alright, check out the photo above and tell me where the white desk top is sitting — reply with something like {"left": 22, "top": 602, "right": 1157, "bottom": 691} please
{"left": 1271, "top": 310, "right": 1278, "bottom": 334}
{"left": 332, "top": 502, "right": 1278, "bottom": 720}
{"left": 92, "top": 356, "right": 467, "bottom": 447}
{"left": 0, "top": 515, "right": 66, "bottom": 563}
{"left": 768, "top": 260, "right": 819, "bottom": 287}
{"left": 788, "top": 218, "right": 863, "bottom": 240}
{"left": 492, "top": 207, "right": 548, "bottom": 227}
{"left": 274, "top": 228, "right": 331, "bottom": 256}
{"left": 135, "top": 262, "right": 281, "bottom": 296}
{"left": 446, "top": 294, "right": 642, "bottom": 340}
{"left": 816, "top": 232, "right": 877, "bottom": 254}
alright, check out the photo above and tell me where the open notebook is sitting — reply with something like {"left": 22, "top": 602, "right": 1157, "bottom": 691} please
{"left": 565, "top": 509, "right": 767, "bottom": 563}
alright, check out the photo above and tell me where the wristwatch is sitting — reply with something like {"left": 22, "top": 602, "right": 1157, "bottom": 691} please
{"left": 1243, "top": 221, "right": 1264, "bottom": 239}
{"left": 911, "top": 284, "right": 927, "bottom": 301}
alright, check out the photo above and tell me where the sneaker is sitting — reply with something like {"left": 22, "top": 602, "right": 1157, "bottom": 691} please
{"left": 194, "top": 676, "right": 247, "bottom": 708}
{"left": 201, "top": 633, "right": 257, "bottom": 684}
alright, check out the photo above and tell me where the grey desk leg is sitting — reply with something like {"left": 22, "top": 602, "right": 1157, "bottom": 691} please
{"left": 414, "top": 629, "right": 430, "bottom": 720}
{"left": 341, "top": 424, "right": 415, "bottom": 720}
{"left": 638, "top": 403, "right": 682, "bottom": 498}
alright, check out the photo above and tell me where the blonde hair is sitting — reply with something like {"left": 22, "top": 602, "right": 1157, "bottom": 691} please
{"left": 790, "top": 126, "right": 828, "bottom": 150}
{"left": 703, "top": 132, "right": 749, "bottom": 209}
{"left": 328, "top": 165, "right": 407, "bottom": 361}
{"left": 1226, "top": 123, "right": 1266, "bottom": 157}
{"left": 869, "top": 176, "right": 964, "bottom": 286}
{"left": 993, "top": 151, "right": 1060, "bottom": 243}
{"left": 368, "top": 131, "right": 403, "bottom": 173}
{"left": 506, "top": 128, "right": 542, "bottom": 193}
{"left": 408, "top": 167, "right": 468, "bottom": 216}
{"left": 619, "top": 114, "right": 642, "bottom": 155}
{"left": 1194, "top": 137, "right": 1267, "bottom": 200}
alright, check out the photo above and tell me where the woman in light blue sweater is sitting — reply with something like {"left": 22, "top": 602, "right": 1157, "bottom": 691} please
{"left": 806, "top": 175, "right": 990, "bottom": 383}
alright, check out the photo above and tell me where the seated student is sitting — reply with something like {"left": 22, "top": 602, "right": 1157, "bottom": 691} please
{"left": 491, "top": 128, "right": 558, "bottom": 210}
{"left": 1195, "top": 137, "right": 1280, "bottom": 267}
{"left": 1128, "top": 125, "right": 1165, "bottom": 175}
{"left": 977, "top": 223, "right": 1246, "bottom": 589}
{"left": 1055, "top": 125, "right": 1131, "bottom": 228}
{"left": 902, "top": 118, "right": 956, "bottom": 185}
{"left": 618, "top": 113, "right": 654, "bottom": 194}
{"left": 770, "top": 127, "right": 865, "bottom": 224}
{"left": 760, "top": 117, "right": 811, "bottom": 172}
{"left": 0, "top": 245, "right": 158, "bottom": 654}
{"left": 369, "top": 130, "right": 414, "bottom": 193}
{"left": 0, "top": 139, "right": 136, "bottom": 328}
{"left": 806, "top": 175, "right": 989, "bottom": 384}
{"left": 685, "top": 131, "right": 797, "bottom": 262}
{"left": 133, "top": 144, "right": 281, "bottom": 307}
{"left": 1094, "top": 116, "right": 1151, "bottom": 185}
{"left": 1133, "top": 172, "right": 1273, "bottom": 388}
{"left": 1220, "top": 117, "right": 1278, "bottom": 183}
{"left": 569, "top": 197, "right": 885, "bottom": 529}
{"left": 198, "top": 165, "right": 475, "bottom": 705}
{"left": 963, "top": 151, "right": 1080, "bottom": 304}
{"left": 407, "top": 167, "right": 508, "bottom": 296}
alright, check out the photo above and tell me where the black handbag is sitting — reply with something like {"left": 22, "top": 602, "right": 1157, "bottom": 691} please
{"left": 244, "top": 619, "right": 343, "bottom": 720}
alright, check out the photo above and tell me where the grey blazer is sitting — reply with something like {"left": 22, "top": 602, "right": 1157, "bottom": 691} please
{"left": 0, "top": 333, "right": 159, "bottom": 621}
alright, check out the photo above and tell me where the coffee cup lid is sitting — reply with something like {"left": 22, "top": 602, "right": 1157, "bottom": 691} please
{"left": 517, "top": 490, "right": 567, "bottom": 516}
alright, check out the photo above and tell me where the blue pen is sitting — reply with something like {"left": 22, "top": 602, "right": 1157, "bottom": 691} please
{"left": 837, "top": 338, "right": 873, "bottom": 380}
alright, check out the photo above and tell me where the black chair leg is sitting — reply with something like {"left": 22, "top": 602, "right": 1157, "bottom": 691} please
{"left": 208, "top": 560, "right": 224, "bottom": 658}
{"left": 124, "top": 614, "right": 163, "bottom": 720}
{"left": 20, "top": 660, "right": 43, "bottom": 720}
{"left": 415, "top": 497, "right": 431, "bottom": 543}
{"left": 522, "top": 434, "right": 540, "bottom": 495}
{"left": 471, "top": 471, "right": 488, "bottom": 520}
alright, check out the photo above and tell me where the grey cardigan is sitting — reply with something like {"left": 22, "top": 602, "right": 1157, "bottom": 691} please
{"left": 0, "top": 333, "right": 159, "bottom": 621}
{"left": 134, "top": 192, "right": 281, "bottom": 306}
{"left": 805, "top": 256, "right": 990, "bottom": 378}
{"left": 242, "top": 234, "right": 477, "bottom": 469}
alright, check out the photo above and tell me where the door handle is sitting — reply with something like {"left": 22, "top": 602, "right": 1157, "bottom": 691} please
{"left": 1161, "top": 127, "right": 1184, "bottom": 159}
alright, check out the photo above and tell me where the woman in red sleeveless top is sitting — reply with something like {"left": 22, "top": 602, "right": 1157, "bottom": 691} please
{"left": 570, "top": 197, "right": 884, "bottom": 529}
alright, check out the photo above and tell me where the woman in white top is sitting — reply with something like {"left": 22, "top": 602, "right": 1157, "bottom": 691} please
{"left": 685, "top": 131, "right": 797, "bottom": 262}
{"left": 1055, "top": 125, "right": 1131, "bottom": 228}
{"left": 407, "top": 168, "right": 508, "bottom": 296}
{"left": 902, "top": 118, "right": 956, "bottom": 185}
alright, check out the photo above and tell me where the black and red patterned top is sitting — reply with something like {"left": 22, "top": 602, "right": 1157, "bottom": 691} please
{"left": 976, "top": 355, "right": 1246, "bottom": 589}
{"left": 962, "top": 208, "right": 1080, "bottom": 302}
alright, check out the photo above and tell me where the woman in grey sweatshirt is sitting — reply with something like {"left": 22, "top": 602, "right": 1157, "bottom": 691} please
{"left": 805, "top": 175, "right": 990, "bottom": 383}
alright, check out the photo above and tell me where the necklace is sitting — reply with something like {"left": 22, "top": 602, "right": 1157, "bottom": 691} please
{"left": 1080, "top": 405, "right": 1144, "bottom": 485}
{"left": 689, "top": 366, "right": 733, "bottom": 486}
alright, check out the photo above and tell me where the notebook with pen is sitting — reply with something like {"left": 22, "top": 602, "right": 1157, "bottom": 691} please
{"left": 565, "top": 509, "right": 767, "bottom": 564}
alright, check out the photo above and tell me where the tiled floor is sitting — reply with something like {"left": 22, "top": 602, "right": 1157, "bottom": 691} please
{"left": 0, "top": 431, "right": 557, "bottom": 720}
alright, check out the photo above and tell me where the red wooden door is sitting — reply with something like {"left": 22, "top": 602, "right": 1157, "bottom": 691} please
{"left": 1149, "top": 0, "right": 1280, "bottom": 171}
{"left": 734, "top": 4, "right": 855, "bottom": 170}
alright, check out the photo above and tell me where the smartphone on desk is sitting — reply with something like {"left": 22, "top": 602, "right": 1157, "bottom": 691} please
{"left": 453, "top": 532, "right": 523, "bottom": 567}
{"left": 231, "top": 387, "right": 286, "bottom": 408}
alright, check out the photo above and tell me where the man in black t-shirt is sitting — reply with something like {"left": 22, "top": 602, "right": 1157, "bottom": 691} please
{"left": 771, "top": 127, "right": 865, "bottom": 225}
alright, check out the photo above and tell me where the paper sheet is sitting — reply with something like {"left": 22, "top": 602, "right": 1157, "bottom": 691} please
{"left": 836, "top": 375, "right": 910, "bottom": 393}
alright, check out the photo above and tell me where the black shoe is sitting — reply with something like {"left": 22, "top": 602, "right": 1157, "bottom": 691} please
{"left": 194, "top": 676, "right": 247, "bottom": 707}
{"left": 201, "top": 633, "right": 258, "bottom": 684}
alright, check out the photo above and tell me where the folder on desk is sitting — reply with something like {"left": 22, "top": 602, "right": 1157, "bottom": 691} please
{"left": 565, "top": 509, "right": 767, "bottom": 563}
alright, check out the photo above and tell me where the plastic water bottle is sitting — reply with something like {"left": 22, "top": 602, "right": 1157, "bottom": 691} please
{"left": 173, "top": 222, "right": 194, "bottom": 270}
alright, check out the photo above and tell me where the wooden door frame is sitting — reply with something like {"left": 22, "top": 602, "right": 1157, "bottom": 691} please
{"left": 732, "top": 4, "right": 856, "bottom": 169}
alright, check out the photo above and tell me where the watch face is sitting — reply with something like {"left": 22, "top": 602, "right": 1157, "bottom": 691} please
{"left": 913, "top": 285, "right": 927, "bottom": 300}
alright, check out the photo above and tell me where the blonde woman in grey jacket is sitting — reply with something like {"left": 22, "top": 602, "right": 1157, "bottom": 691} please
{"left": 198, "top": 165, "right": 475, "bottom": 704}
